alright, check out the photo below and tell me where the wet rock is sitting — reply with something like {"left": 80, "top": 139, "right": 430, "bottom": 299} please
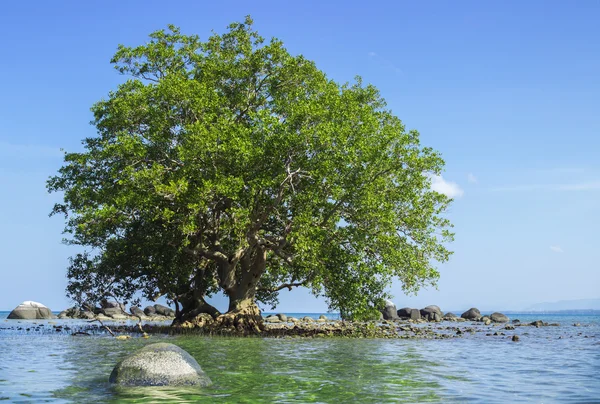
{"left": 484, "top": 319, "right": 492, "bottom": 325}
{"left": 530, "top": 320, "right": 544, "bottom": 327}
{"left": 512, "top": 319, "right": 520, "bottom": 324}
{"left": 144, "top": 306, "right": 156, "bottom": 316}
{"left": 7, "top": 301, "right": 53, "bottom": 320}
{"left": 512, "top": 335, "right": 520, "bottom": 342}
{"left": 460, "top": 308, "right": 481, "bottom": 320}
{"left": 154, "top": 304, "right": 175, "bottom": 317}
{"left": 380, "top": 300, "right": 399, "bottom": 320}
{"left": 490, "top": 312, "right": 509, "bottom": 323}
{"left": 504, "top": 325, "right": 515, "bottom": 330}
{"left": 109, "top": 343, "right": 212, "bottom": 387}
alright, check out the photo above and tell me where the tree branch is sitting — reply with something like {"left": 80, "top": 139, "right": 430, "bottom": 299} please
{"left": 259, "top": 281, "right": 306, "bottom": 293}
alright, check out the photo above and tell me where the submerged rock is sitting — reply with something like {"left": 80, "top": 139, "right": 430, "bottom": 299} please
{"left": 109, "top": 343, "right": 212, "bottom": 386}
{"left": 7, "top": 301, "right": 53, "bottom": 320}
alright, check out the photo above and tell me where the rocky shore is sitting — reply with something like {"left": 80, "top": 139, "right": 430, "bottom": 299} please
{"left": 5, "top": 299, "right": 588, "bottom": 340}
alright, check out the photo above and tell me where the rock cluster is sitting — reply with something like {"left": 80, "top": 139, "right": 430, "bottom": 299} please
{"left": 57, "top": 302, "right": 176, "bottom": 322}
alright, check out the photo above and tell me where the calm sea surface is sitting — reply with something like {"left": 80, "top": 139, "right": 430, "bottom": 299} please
{"left": 0, "top": 312, "right": 598, "bottom": 403}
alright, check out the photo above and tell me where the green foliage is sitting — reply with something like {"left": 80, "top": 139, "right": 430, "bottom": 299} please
{"left": 48, "top": 17, "right": 454, "bottom": 319}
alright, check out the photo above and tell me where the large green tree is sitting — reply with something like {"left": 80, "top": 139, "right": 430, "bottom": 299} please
{"left": 48, "top": 17, "right": 454, "bottom": 330}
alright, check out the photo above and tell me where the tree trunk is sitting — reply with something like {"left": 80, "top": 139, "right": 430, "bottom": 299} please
{"left": 173, "top": 246, "right": 267, "bottom": 334}
{"left": 172, "top": 294, "right": 221, "bottom": 327}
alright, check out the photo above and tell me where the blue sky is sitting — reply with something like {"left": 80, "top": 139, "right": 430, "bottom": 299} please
{"left": 1, "top": 1, "right": 599, "bottom": 312}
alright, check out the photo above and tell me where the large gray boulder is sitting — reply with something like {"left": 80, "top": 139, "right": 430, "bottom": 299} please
{"left": 102, "top": 307, "right": 126, "bottom": 318}
{"left": 380, "top": 300, "right": 399, "bottom": 320}
{"left": 143, "top": 306, "right": 156, "bottom": 316}
{"left": 397, "top": 307, "right": 412, "bottom": 318}
{"left": 410, "top": 308, "right": 421, "bottom": 320}
{"left": 490, "top": 312, "right": 509, "bottom": 323}
{"left": 154, "top": 304, "right": 175, "bottom": 317}
{"left": 461, "top": 307, "right": 481, "bottom": 320}
{"left": 100, "top": 299, "right": 123, "bottom": 310}
{"left": 443, "top": 312, "right": 458, "bottom": 320}
{"left": 7, "top": 301, "right": 52, "bottom": 320}
{"left": 130, "top": 306, "right": 145, "bottom": 317}
{"left": 109, "top": 343, "right": 212, "bottom": 387}
{"left": 420, "top": 305, "right": 443, "bottom": 321}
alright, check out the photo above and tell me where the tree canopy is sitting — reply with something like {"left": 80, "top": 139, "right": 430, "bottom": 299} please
{"left": 48, "top": 17, "right": 454, "bottom": 324}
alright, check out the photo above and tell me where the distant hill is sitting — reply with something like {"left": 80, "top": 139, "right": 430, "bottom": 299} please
{"left": 526, "top": 298, "right": 600, "bottom": 311}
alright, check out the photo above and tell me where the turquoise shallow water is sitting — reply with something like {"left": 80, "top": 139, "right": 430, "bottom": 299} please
{"left": 0, "top": 312, "right": 599, "bottom": 403}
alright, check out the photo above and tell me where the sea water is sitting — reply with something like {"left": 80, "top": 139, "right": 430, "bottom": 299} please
{"left": 0, "top": 312, "right": 598, "bottom": 403}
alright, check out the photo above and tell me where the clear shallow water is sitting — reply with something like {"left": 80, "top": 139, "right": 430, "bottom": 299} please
{"left": 0, "top": 313, "right": 599, "bottom": 403}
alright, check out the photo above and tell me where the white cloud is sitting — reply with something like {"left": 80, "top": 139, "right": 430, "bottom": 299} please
{"left": 467, "top": 173, "right": 478, "bottom": 183}
{"left": 430, "top": 175, "right": 464, "bottom": 198}
{"left": 550, "top": 245, "right": 564, "bottom": 253}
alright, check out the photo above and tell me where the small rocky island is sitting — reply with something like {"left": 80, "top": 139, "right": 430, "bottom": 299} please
{"left": 3, "top": 298, "right": 567, "bottom": 341}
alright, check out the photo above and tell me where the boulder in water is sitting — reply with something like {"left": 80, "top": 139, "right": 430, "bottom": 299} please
{"left": 109, "top": 343, "right": 212, "bottom": 386}
{"left": 380, "top": 300, "right": 399, "bottom": 320}
{"left": 143, "top": 306, "right": 156, "bottom": 316}
{"left": 130, "top": 306, "right": 145, "bottom": 317}
{"left": 7, "top": 301, "right": 52, "bottom": 320}
{"left": 420, "top": 305, "right": 442, "bottom": 322}
{"left": 461, "top": 308, "right": 481, "bottom": 320}
{"left": 490, "top": 312, "right": 509, "bottom": 323}
{"left": 397, "top": 307, "right": 412, "bottom": 318}
{"left": 443, "top": 312, "right": 458, "bottom": 320}
{"left": 154, "top": 304, "right": 175, "bottom": 317}
{"left": 410, "top": 308, "right": 421, "bottom": 320}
